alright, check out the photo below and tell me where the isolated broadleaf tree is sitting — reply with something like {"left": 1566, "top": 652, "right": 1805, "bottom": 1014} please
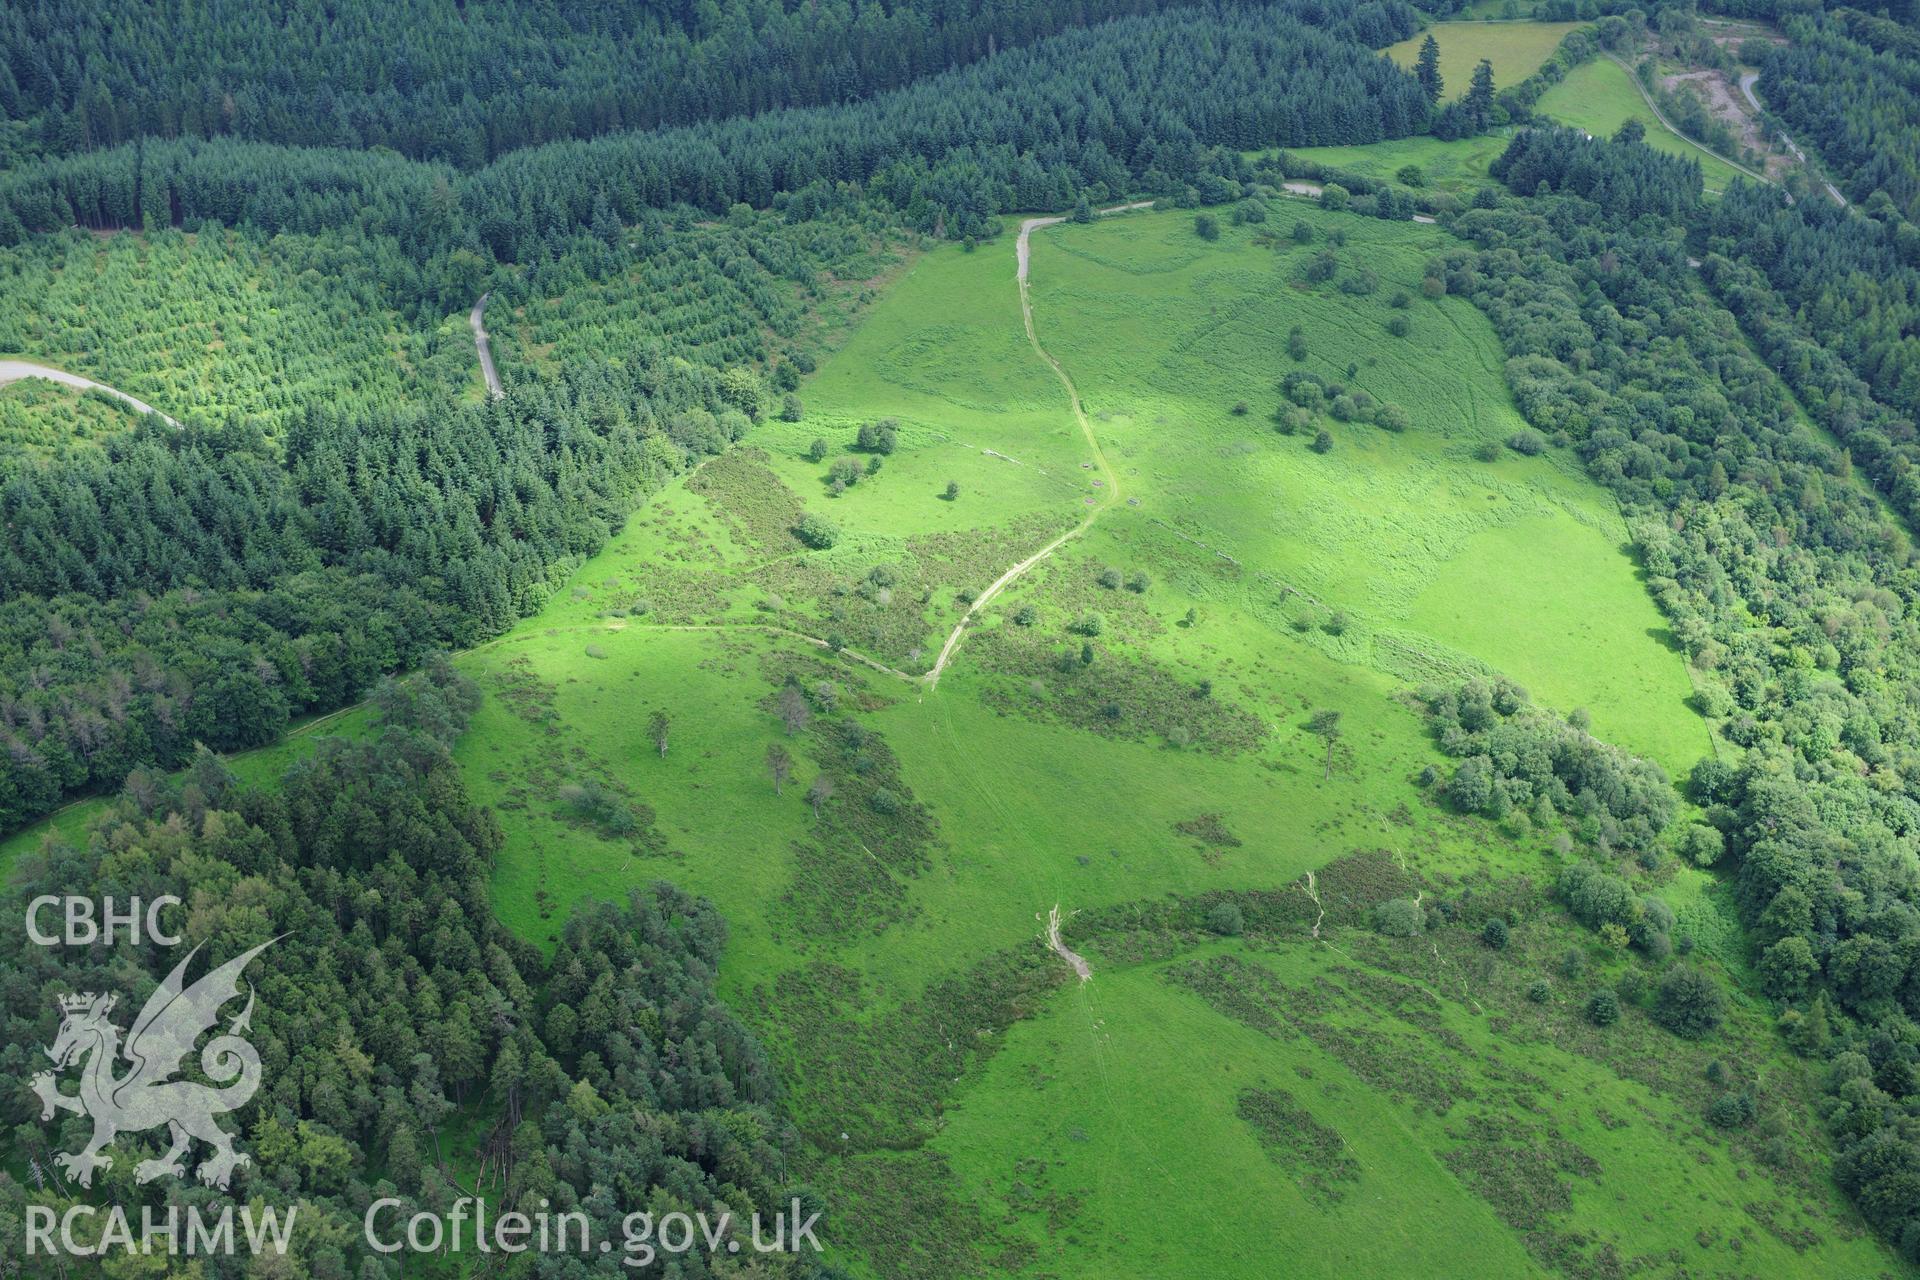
{"left": 1307, "top": 708, "right": 1343, "bottom": 778}
{"left": 779, "top": 686, "right": 812, "bottom": 736}
{"left": 806, "top": 773, "right": 835, "bottom": 817}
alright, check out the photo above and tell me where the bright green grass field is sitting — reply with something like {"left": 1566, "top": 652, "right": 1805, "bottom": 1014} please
{"left": 1283, "top": 133, "right": 1511, "bottom": 194}
{"left": 1385, "top": 21, "right": 1585, "bottom": 101}
{"left": 1535, "top": 58, "right": 1749, "bottom": 194}
{"left": 765, "top": 239, "right": 1096, "bottom": 551}
{"left": 1026, "top": 206, "right": 1707, "bottom": 777}
{"left": 944, "top": 962, "right": 1535, "bottom": 1278}
{"left": 938, "top": 932, "right": 1881, "bottom": 1279}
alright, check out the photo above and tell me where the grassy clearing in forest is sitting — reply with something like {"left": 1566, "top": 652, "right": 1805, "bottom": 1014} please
{"left": 1535, "top": 58, "right": 1749, "bottom": 194}
{"left": 1385, "top": 21, "right": 1585, "bottom": 100}
{"left": 1283, "top": 134, "right": 1511, "bottom": 194}
{"left": 1025, "top": 205, "right": 1706, "bottom": 776}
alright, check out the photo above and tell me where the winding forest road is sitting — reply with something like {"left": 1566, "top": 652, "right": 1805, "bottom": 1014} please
{"left": 1737, "top": 71, "right": 1847, "bottom": 206}
{"left": 470, "top": 292, "right": 504, "bottom": 399}
{"left": 923, "top": 201, "right": 1148, "bottom": 688}
{"left": 0, "top": 360, "right": 179, "bottom": 427}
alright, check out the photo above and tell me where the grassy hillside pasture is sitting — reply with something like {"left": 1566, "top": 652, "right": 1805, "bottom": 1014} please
{"left": 1025, "top": 206, "right": 1707, "bottom": 776}
{"left": 431, "top": 207, "right": 1878, "bottom": 1277}
{"left": 756, "top": 236, "right": 1095, "bottom": 588}
{"left": 937, "top": 917, "right": 1876, "bottom": 1280}
{"left": 459, "top": 231, "right": 1477, "bottom": 968}
{"left": 1385, "top": 21, "right": 1584, "bottom": 101}
{"left": 1535, "top": 58, "right": 1749, "bottom": 194}
{"left": 449, "top": 595, "right": 1786, "bottom": 1278}
{"left": 3, "top": 203, "right": 1889, "bottom": 1279}
{"left": 1282, "top": 134, "right": 1511, "bottom": 194}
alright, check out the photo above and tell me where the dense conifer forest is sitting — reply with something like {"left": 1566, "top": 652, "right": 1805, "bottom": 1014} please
{"left": 0, "top": 0, "right": 1272, "bottom": 165}
{"left": 0, "top": 662, "right": 811, "bottom": 1276}
{"left": 0, "top": 3, "right": 1427, "bottom": 251}
{"left": 1757, "top": 8, "right": 1920, "bottom": 216}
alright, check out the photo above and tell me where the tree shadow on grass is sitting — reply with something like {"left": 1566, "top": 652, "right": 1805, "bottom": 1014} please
{"left": 1645, "top": 625, "right": 1685, "bottom": 654}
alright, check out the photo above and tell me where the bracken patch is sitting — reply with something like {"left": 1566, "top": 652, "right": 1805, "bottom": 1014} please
{"left": 1236, "top": 1086, "right": 1360, "bottom": 1207}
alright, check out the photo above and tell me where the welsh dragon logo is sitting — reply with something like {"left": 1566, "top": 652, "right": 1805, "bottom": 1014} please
{"left": 31, "top": 940, "right": 275, "bottom": 1190}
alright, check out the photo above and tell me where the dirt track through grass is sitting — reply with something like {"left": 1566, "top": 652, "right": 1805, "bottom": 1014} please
{"left": 925, "top": 202, "right": 1149, "bottom": 685}
{"left": 1046, "top": 903, "right": 1094, "bottom": 981}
